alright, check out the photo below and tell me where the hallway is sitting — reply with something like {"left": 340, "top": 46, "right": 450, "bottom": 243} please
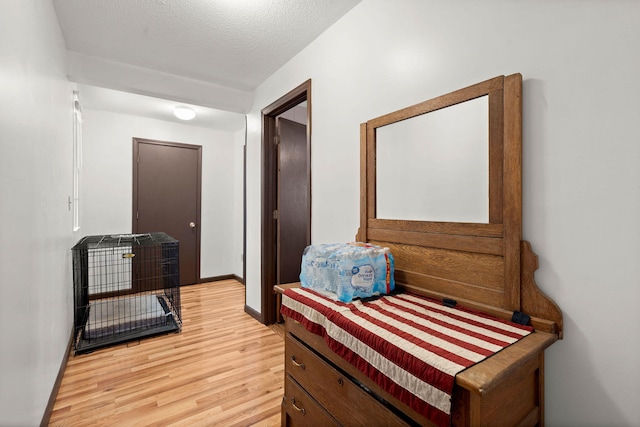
{"left": 49, "top": 280, "right": 284, "bottom": 426}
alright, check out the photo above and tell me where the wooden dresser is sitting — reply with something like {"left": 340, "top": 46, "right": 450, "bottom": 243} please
{"left": 281, "top": 312, "right": 410, "bottom": 426}
{"left": 276, "top": 74, "right": 563, "bottom": 426}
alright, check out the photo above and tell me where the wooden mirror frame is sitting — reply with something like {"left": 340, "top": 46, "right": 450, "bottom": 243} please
{"left": 357, "top": 74, "right": 563, "bottom": 337}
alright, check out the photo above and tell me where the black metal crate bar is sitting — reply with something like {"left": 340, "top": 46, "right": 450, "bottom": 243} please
{"left": 72, "top": 232, "right": 181, "bottom": 354}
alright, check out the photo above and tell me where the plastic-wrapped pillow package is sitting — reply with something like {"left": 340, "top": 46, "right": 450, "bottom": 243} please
{"left": 299, "top": 242, "right": 395, "bottom": 302}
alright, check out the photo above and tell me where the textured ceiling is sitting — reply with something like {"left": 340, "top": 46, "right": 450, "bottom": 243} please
{"left": 53, "top": 0, "right": 360, "bottom": 121}
{"left": 76, "top": 84, "right": 247, "bottom": 132}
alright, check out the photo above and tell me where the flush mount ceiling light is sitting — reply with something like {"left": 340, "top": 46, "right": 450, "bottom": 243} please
{"left": 173, "top": 106, "right": 196, "bottom": 120}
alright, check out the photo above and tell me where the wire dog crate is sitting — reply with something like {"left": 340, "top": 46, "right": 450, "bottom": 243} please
{"left": 72, "top": 232, "right": 181, "bottom": 354}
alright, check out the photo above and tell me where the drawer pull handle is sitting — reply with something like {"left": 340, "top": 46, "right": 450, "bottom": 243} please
{"left": 337, "top": 377, "right": 344, "bottom": 386}
{"left": 291, "top": 355, "right": 305, "bottom": 369}
{"left": 291, "top": 398, "right": 306, "bottom": 415}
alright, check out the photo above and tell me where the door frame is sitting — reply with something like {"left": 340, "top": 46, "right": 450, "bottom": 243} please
{"left": 132, "top": 137, "right": 202, "bottom": 284}
{"left": 261, "top": 80, "right": 311, "bottom": 325}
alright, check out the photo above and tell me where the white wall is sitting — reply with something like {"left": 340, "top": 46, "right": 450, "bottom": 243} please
{"left": 279, "top": 104, "right": 308, "bottom": 125}
{"left": 0, "top": 1, "right": 76, "bottom": 425}
{"left": 81, "top": 109, "right": 242, "bottom": 279}
{"left": 232, "top": 128, "right": 245, "bottom": 278}
{"left": 245, "top": 0, "right": 640, "bottom": 425}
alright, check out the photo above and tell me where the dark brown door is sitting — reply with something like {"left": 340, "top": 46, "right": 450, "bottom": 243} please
{"left": 261, "top": 79, "right": 311, "bottom": 325}
{"left": 132, "top": 138, "right": 201, "bottom": 286}
{"left": 277, "top": 118, "right": 310, "bottom": 284}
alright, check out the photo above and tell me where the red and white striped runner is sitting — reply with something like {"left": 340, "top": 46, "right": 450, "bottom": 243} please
{"left": 281, "top": 288, "right": 533, "bottom": 427}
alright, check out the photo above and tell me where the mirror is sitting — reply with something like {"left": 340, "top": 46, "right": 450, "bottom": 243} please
{"left": 357, "top": 74, "right": 526, "bottom": 316}
{"left": 376, "top": 96, "right": 489, "bottom": 223}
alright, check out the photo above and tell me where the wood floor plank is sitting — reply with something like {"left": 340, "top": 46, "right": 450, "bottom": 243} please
{"left": 49, "top": 280, "right": 284, "bottom": 427}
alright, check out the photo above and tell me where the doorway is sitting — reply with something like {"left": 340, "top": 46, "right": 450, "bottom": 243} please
{"left": 261, "top": 80, "right": 311, "bottom": 325}
{"left": 132, "top": 138, "right": 202, "bottom": 286}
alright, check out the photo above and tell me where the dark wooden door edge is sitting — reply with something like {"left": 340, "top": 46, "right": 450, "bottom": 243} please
{"left": 260, "top": 79, "right": 312, "bottom": 325}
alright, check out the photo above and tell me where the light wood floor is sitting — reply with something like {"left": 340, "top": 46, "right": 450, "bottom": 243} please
{"left": 49, "top": 280, "right": 284, "bottom": 427}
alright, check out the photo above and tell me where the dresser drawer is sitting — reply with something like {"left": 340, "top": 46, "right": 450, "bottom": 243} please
{"left": 283, "top": 375, "right": 339, "bottom": 427}
{"left": 285, "top": 333, "right": 408, "bottom": 426}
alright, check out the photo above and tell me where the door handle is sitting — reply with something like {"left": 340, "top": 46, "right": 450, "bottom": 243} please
{"left": 189, "top": 222, "right": 196, "bottom": 228}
